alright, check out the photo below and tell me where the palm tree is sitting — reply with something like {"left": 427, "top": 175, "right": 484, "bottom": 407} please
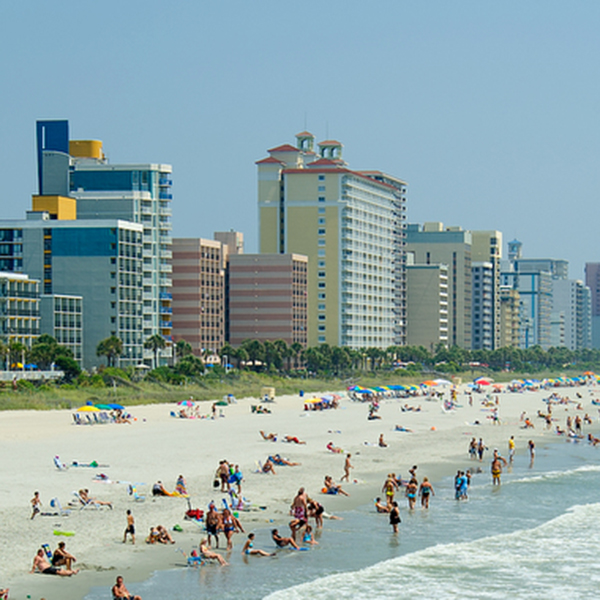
{"left": 290, "top": 342, "right": 303, "bottom": 370}
{"left": 175, "top": 339, "right": 193, "bottom": 361}
{"left": 241, "top": 339, "right": 264, "bottom": 372}
{"left": 96, "top": 336, "right": 123, "bottom": 367}
{"left": 0, "top": 340, "right": 8, "bottom": 371}
{"left": 219, "top": 342, "right": 236, "bottom": 370}
{"left": 144, "top": 334, "right": 167, "bottom": 369}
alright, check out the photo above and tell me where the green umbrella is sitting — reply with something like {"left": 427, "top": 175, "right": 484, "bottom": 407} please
{"left": 95, "top": 404, "right": 113, "bottom": 410}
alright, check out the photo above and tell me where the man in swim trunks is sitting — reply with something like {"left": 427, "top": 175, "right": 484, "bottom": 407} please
{"left": 216, "top": 460, "right": 230, "bottom": 492}
{"left": 52, "top": 542, "right": 77, "bottom": 570}
{"left": 205, "top": 504, "right": 221, "bottom": 548}
{"left": 123, "top": 509, "right": 135, "bottom": 544}
{"left": 508, "top": 436, "right": 515, "bottom": 463}
{"left": 491, "top": 452, "right": 508, "bottom": 485}
{"left": 30, "top": 491, "right": 41, "bottom": 520}
{"left": 289, "top": 488, "right": 308, "bottom": 539}
{"left": 31, "top": 549, "right": 79, "bottom": 576}
{"left": 341, "top": 453, "right": 353, "bottom": 482}
{"left": 271, "top": 529, "right": 300, "bottom": 549}
{"left": 112, "top": 575, "right": 142, "bottom": 599}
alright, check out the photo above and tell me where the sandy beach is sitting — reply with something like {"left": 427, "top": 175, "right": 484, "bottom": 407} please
{"left": 3, "top": 381, "right": 598, "bottom": 600}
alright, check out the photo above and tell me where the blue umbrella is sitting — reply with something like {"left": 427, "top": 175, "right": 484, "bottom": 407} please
{"left": 108, "top": 403, "right": 125, "bottom": 410}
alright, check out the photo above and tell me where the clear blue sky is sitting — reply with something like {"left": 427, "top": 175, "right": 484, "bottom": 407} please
{"left": 2, "top": 1, "right": 600, "bottom": 277}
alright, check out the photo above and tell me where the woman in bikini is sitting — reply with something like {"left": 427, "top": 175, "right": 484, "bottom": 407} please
{"left": 419, "top": 477, "right": 435, "bottom": 509}
{"left": 242, "top": 533, "right": 273, "bottom": 557}
{"left": 222, "top": 508, "right": 244, "bottom": 550}
{"left": 405, "top": 478, "right": 418, "bottom": 510}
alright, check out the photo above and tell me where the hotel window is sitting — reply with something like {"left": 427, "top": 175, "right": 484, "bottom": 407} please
{"left": 318, "top": 186, "right": 325, "bottom": 192}
{"left": 318, "top": 303, "right": 326, "bottom": 310}
{"left": 318, "top": 293, "right": 326, "bottom": 299}
{"left": 318, "top": 250, "right": 325, "bottom": 257}
{"left": 318, "top": 271, "right": 326, "bottom": 278}
{"left": 318, "top": 229, "right": 326, "bottom": 235}
{"left": 318, "top": 315, "right": 326, "bottom": 321}
{"left": 318, "top": 325, "right": 326, "bottom": 331}
{"left": 318, "top": 282, "right": 326, "bottom": 289}
{"left": 318, "top": 261, "right": 325, "bottom": 268}
{"left": 318, "top": 208, "right": 325, "bottom": 214}
{"left": 318, "top": 175, "right": 325, "bottom": 181}
{"left": 318, "top": 335, "right": 326, "bottom": 342}
{"left": 318, "top": 196, "right": 325, "bottom": 203}
{"left": 318, "top": 218, "right": 325, "bottom": 225}
{"left": 318, "top": 240, "right": 326, "bottom": 246}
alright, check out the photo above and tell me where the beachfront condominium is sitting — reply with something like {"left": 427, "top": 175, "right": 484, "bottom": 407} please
{"left": 405, "top": 259, "right": 449, "bottom": 350}
{"left": 471, "top": 230, "right": 502, "bottom": 349}
{"left": 258, "top": 132, "right": 406, "bottom": 349}
{"left": 499, "top": 286, "right": 521, "bottom": 348}
{"left": 405, "top": 223, "right": 472, "bottom": 349}
{"left": 36, "top": 120, "right": 173, "bottom": 364}
{"left": 40, "top": 294, "right": 83, "bottom": 364}
{"left": 471, "top": 262, "right": 494, "bottom": 351}
{"left": 0, "top": 213, "right": 144, "bottom": 369}
{"left": 171, "top": 238, "right": 226, "bottom": 358}
{"left": 552, "top": 279, "right": 592, "bottom": 351}
{"left": 0, "top": 272, "right": 40, "bottom": 353}
{"left": 228, "top": 253, "right": 308, "bottom": 347}
{"left": 584, "top": 263, "right": 600, "bottom": 348}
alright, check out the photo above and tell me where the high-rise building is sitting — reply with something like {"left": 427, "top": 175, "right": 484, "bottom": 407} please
{"left": 499, "top": 286, "right": 521, "bottom": 348}
{"left": 228, "top": 253, "right": 308, "bottom": 347}
{"left": 36, "top": 120, "right": 173, "bottom": 364}
{"left": 258, "top": 133, "right": 406, "bottom": 349}
{"left": 0, "top": 214, "right": 144, "bottom": 369}
{"left": 471, "top": 230, "right": 502, "bottom": 349}
{"left": 471, "top": 262, "right": 494, "bottom": 350}
{"left": 584, "top": 262, "right": 600, "bottom": 348}
{"left": 552, "top": 279, "right": 592, "bottom": 350}
{"left": 405, "top": 222, "right": 472, "bottom": 349}
{"left": 405, "top": 262, "right": 448, "bottom": 350}
{"left": 214, "top": 230, "right": 244, "bottom": 256}
{"left": 171, "top": 238, "right": 225, "bottom": 357}
{"left": 0, "top": 272, "right": 40, "bottom": 349}
{"left": 40, "top": 294, "right": 83, "bottom": 364}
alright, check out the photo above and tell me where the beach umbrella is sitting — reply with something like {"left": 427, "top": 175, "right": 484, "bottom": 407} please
{"left": 421, "top": 380, "right": 438, "bottom": 387}
{"left": 95, "top": 404, "right": 113, "bottom": 410}
{"left": 434, "top": 379, "right": 452, "bottom": 386}
{"left": 474, "top": 379, "right": 492, "bottom": 386}
{"left": 108, "top": 403, "right": 125, "bottom": 410}
{"left": 583, "top": 371, "right": 595, "bottom": 376}
{"left": 76, "top": 405, "right": 101, "bottom": 412}
{"left": 177, "top": 400, "right": 195, "bottom": 407}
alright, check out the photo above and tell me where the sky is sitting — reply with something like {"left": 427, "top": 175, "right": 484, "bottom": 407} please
{"left": 1, "top": 1, "right": 600, "bottom": 278}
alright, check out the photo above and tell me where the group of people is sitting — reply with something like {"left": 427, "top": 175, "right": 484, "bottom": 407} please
{"left": 31, "top": 542, "right": 79, "bottom": 577}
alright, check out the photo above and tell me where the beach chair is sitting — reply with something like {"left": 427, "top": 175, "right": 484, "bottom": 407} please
{"left": 73, "top": 491, "right": 100, "bottom": 510}
{"left": 53, "top": 456, "right": 68, "bottom": 470}
{"left": 72, "top": 413, "right": 83, "bottom": 425}
{"left": 127, "top": 484, "right": 145, "bottom": 502}
{"left": 49, "top": 497, "right": 71, "bottom": 516}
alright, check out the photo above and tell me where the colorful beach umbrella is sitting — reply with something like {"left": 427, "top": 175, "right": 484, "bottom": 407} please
{"left": 177, "top": 400, "right": 195, "bottom": 407}
{"left": 76, "top": 405, "right": 101, "bottom": 412}
{"left": 108, "top": 403, "right": 125, "bottom": 410}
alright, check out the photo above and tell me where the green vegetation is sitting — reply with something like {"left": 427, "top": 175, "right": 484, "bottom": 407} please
{"left": 3, "top": 336, "right": 600, "bottom": 411}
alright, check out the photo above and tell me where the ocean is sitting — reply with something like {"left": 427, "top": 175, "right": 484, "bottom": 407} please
{"left": 85, "top": 439, "right": 600, "bottom": 599}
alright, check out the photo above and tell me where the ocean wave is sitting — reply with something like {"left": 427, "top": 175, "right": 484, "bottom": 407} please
{"left": 264, "top": 503, "right": 600, "bottom": 600}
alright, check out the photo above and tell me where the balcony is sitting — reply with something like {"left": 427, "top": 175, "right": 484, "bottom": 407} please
{"left": 160, "top": 263, "right": 172, "bottom": 273}
{"left": 159, "top": 292, "right": 172, "bottom": 300}
{"left": 160, "top": 321, "right": 172, "bottom": 329}
{"left": 158, "top": 177, "right": 172, "bottom": 187}
{"left": 159, "top": 305, "right": 172, "bottom": 315}
{"left": 158, "top": 192, "right": 172, "bottom": 200}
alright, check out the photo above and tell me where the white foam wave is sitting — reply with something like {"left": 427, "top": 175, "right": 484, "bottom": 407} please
{"left": 265, "top": 503, "right": 600, "bottom": 600}
{"left": 506, "top": 463, "right": 600, "bottom": 485}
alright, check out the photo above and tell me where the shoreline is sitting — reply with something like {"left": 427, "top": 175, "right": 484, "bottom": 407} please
{"left": 2, "top": 383, "right": 598, "bottom": 600}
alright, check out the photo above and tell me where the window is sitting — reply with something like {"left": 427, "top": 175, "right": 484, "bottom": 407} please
{"left": 318, "top": 208, "right": 325, "bottom": 214}
{"left": 318, "top": 249, "right": 325, "bottom": 257}
{"left": 318, "top": 185, "right": 325, "bottom": 192}
{"left": 318, "top": 228, "right": 326, "bottom": 235}
{"left": 318, "top": 271, "right": 326, "bottom": 278}
{"left": 318, "top": 218, "right": 326, "bottom": 225}
{"left": 318, "top": 335, "right": 326, "bottom": 343}
{"left": 318, "top": 325, "right": 326, "bottom": 331}
{"left": 318, "top": 196, "right": 325, "bottom": 203}
{"left": 318, "top": 240, "right": 326, "bottom": 246}
{"left": 318, "top": 175, "right": 325, "bottom": 181}
{"left": 318, "top": 282, "right": 326, "bottom": 289}
{"left": 318, "top": 293, "right": 326, "bottom": 299}
{"left": 318, "top": 315, "right": 326, "bottom": 321}
{"left": 318, "top": 303, "right": 326, "bottom": 310}
{"left": 318, "top": 261, "right": 325, "bottom": 268}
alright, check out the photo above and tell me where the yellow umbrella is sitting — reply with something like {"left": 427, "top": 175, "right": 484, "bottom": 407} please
{"left": 75, "top": 405, "right": 101, "bottom": 412}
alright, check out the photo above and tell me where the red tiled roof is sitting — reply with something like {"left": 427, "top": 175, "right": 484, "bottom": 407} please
{"left": 306, "top": 158, "right": 343, "bottom": 167}
{"left": 318, "top": 140, "right": 342, "bottom": 146}
{"left": 256, "top": 156, "right": 285, "bottom": 165}
{"left": 295, "top": 131, "right": 314, "bottom": 138}
{"left": 267, "top": 144, "right": 299, "bottom": 153}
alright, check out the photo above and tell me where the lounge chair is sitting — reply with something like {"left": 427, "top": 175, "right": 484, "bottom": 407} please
{"left": 127, "top": 484, "right": 145, "bottom": 502}
{"left": 49, "top": 497, "right": 71, "bottom": 516}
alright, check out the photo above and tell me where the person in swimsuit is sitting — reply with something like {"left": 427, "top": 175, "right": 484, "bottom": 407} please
{"left": 30, "top": 491, "right": 41, "bottom": 520}
{"left": 307, "top": 499, "right": 325, "bottom": 528}
{"left": 259, "top": 431, "right": 278, "bottom": 441}
{"left": 491, "top": 453, "right": 507, "bottom": 485}
{"left": 389, "top": 501, "right": 401, "bottom": 533}
{"left": 405, "top": 478, "right": 418, "bottom": 510}
{"left": 419, "top": 477, "right": 434, "bottom": 509}
{"left": 289, "top": 488, "right": 308, "bottom": 539}
{"left": 242, "top": 533, "right": 274, "bottom": 557}
{"left": 123, "top": 510, "right": 135, "bottom": 544}
{"left": 271, "top": 528, "right": 300, "bottom": 549}
{"left": 205, "top": 504, "right": 221, "bottom": 548}
{"left": 341, "top": 453, "right": 353, "bottom": 482}
{"left": 52, "top": 542, "right": 77, "bottom": 570}
{"left": 112, "top": 575, "right": 142, "bottom": 599}
{"left": 262, "top": 457, "right": 276, "bottom": 474}
{"left": 528, "top": 440, "right": 535, "bottom": 467}
{"left": 199, "top": 539, "right": 228, "bottom": 566}
{"left": 323, "top": 475, "right": 349, "bottom": 496}
{"left": 302, "top": 524, "right": 318, "bottom": 545}
{"left": 374, "top": 497, "right": 391, "bottom": 513}
{"left": 508, "top": 436, "right": 515, "bottom": 463}
{"left": 382, "top": 474, "right": 398, "bottom": 507}
{"left": 31, "top": 549, "right": 79, "bottom": 576}
{"left": 216, "top": 460, "right": 230, "bottom": 492}
{"left": 222, "top": 508, "right": 244, "bottom": 550}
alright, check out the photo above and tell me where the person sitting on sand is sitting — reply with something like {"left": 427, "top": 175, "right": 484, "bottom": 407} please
{"left": 175, "top": 475, "right": 188, "bottom": 496}
{"left": 271, "top": 528, "right": 300, "bottom": 549}
{"left": 269, "top": 454, "right": 300, "bottom": 466}
{"left": 152, "top": 481, "right": 169, "bottom": 497}
{"left": 52, "top": 542, "right": 76, "bottom": 570}
{"left": 145, "top": 527, "right": 160, "bottom": 544}
{"left": 199, "top": 539, "right": 228, "bottom": 565}
{"left": 0, "top": 588, "right": 7, "bottom": 599}
{"left": 588, "top": 433, "right": 600, "bottom": 446}
{"left": 242, "top": 533, "right": 274, "bottom": 557}
{"left": 259, "top": 431, "right": 278, "bottom": 441}
{"left": 79, "top": 488, "right": 112, "bottom": 508}
{"left": 323, "top": 475, "right": 349, "bottom": 496}
{"left": 156, "top": 525, "right": 175, "bottom": 544}
{"left": 262, "top": 457, "right": 276, "bottom": 474}
{"left": 283, "top": 435, "right": 306, "bottom": 444}
{"left": 326, "top": 441, "right": 343, "bottom": 453}
{"left": 112, "top": 575, "right": 141, "bottom": 599}
{"left": 379, "top": 434, "right": 388, "bottom": 448}
{"left": 374, "top": 497, "right": 391, "bottom": 513}
{"left": 31, "top": 548, "right": 79, "bottom": 576}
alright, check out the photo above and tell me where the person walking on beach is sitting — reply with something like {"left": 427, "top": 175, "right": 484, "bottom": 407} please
{"left": 290, "top": 488, "right": 308, "bottom": 540}
{"left": 112, "top": 575, "right": 141, "bottom": 599}
{"left": 389, "top": 501, "right": 401, "bottom": 533}
{"left": 419, "top": 477, "right": 435, "bottom": 508}
{"left": 205, "top": 504, "right": 221, "bottom": 548}
{"left": 382, "top": 474, "right": 398, "bottom": 507}
{"left": 491, "top": 451, "right": 508, "bottom": 486}
{"left": 341, "top": 454, "right": 354, "bottom": 482}
{"left": 30, "top": 491, "right": 41, "bottom": 520}
{"left": 216, "top": 460, "right": 230, "bottom": 492}
{"left": 123, "top": 509, "right": 135, "bottom": 544}
{"left": 222, "top": 507, "right": 244, "bottom": 550}
{"left": 405, "top": 478, "right": 418, "bottom": 510}
{"left": 469, "top": 437, "right": 477, "bottom": 460}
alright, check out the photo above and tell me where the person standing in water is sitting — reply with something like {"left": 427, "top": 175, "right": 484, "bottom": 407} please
{"left": 508, "top": 436, "right": 515, "bottom": 464}
{"left": 491, "top": 450, "right": 508, "bottom": 485}
{"left": 389, "top": 501, "right": 401, "bottom": 533}
{"left": 528, "top": 440, "right": 535, "bottom": 467}
{"left": 419, "top": 477, "right": 435, "bottom": 508}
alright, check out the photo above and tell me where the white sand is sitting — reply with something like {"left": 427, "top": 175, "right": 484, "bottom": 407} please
{"left": 2, "top": 382, "right": 598, "bottom": 600}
